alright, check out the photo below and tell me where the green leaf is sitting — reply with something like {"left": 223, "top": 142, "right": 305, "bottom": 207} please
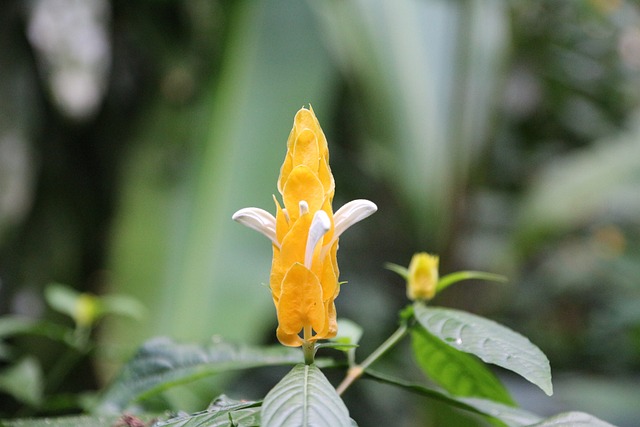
{"left": 0, "top": 415, "right": 154, "bottom": 427}
{"left": 414, "top": 303, "right": 553, "bottom": 396}
{"left": 0, "top": 357, "right": 43, "bottom": 406}
{"left": 315, "top": 342, "right": 358, "bottom": 351}
{"left": 261, "top": 364, "right": 353, "bottom": 427}
{"left": 154, "top": 395, "right": 261, "bottom": 427}
{"left": 45, "top": 284, "right": 145, "bottom": 329}
{"left": 98, "top": 294, "right": 146, "bottom": 321}
{"left": 528, "top": 411, "right": 617, "bottom": 427}
{"left": 364, "top": 369, "right": 541, "bottom": 427}
{"left": 44, "top": 284, "right": 83, "bottom": 319}
{"left": 436, "top": 271, "right": 508, "bottom": 294}
{"left": 0, "top": 316, "right": 73, "bottom": 346}
{"left": 95, "top": 337, "right": 319, "bottom": 414}
{"left": 411, "top": 327, "right": 515, "bottom": 405}
{"left": 333, "top": 319, "right": 363, "bottom": 346}
{"left": 325, "top": 319, "right": 363, "bottom": 354}
{"left": 384, "top": 262, "right": 409, "bottom": 280}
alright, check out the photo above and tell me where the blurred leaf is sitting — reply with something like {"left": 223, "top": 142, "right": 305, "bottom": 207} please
{"left": 154, "top": 394, "right": 260, "bottom": 427}
{"left": 528, "top": 411, "right": 617, "bottom": 427}
{"left": 550, "top": 375, "right": 639, "bottom": 427}
{"left": 45, "top": 283, "right": 99, "bottom": 328}
{"left": 0, "top": 414, "right": 154, "bottom": 427}
{"left": 45, "top": 283, "right": 144, "bottom": 329}
{"left": 384, "top": 262, "right": 409, "bottom": 280}
{"left": 95, "top": 337, "right": 314, "bottom": 414}
{"left": 414, "top": 303, "right": 553, "bottom": 396}
{"left": 364, "top": 369, "right": 541, "bottom": 427}
{"left": 98, "top": 294, "right": 146, "bottom": 321}
{"left": 436, "top": 271, "right": 508, "bottom": 294}
{"left": 411, "top": 327, "right": 515, "bottom": 405}
{"left": 376, "top": 368, "right": 616, "bottom": 426}
{"left": 315, "top": 342, "right": 358, "bottom": 353}
{"left": 44, "top": 284, "right": 83, "bottom": 320}
{"left": 0, "top": 316, "right": 73, "bottom": 346}
{"left": 313, "top": 0, "right": 509, "bottom": 245}
{"left": 333, "top": 319, "right": 363, "bottom": 346}
{"left": 325, "top": 319, "right": 363, "bottom": 367}
{"left": 517, "top": 120, "right": 640, "bottom": 250}
{"left": 0, "top": 342, "right": 11, "bottom": 360}
{"left": 261, "top": 364, "right": 352, "bottom": 427}
{"left": 0, "top": 357, "right": 43, "bottom": 406}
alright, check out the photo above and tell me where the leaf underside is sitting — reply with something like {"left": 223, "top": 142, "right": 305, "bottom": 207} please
{"left": 153, "top": 395, "right": 261, "bottom": 427}
{"left": 414, "top": 304, "right": 553, "bottom": 396}
{"left": 261, "top": 364, "right": 353, "bottom": 427}
{"left": 95, "top": 337, "right": 314, "bottom": 414}
{"left": 527, "top": 411, "right": 617, "bottom": 427}
{"left": 0, "top": 415, "right": 153, "bottom": 427}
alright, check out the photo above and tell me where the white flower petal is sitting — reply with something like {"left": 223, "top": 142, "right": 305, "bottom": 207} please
{"left": 232, "top": 207, "right": 278, "bottom": 247}
{"left": 305, "top": 210, "right": 331, "bottom": 269}
{"left": 333, "top": 199, "right": 377, "bottom": 239}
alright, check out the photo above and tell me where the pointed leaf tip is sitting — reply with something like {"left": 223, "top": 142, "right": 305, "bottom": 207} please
{"left": 414, "top": 304, "right": 553, "bottom": 396}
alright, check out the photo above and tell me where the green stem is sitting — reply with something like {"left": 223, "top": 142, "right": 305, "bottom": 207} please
{"left": 302, "top": 325, "right": 315, "bottom": 365}
{"left": 336, "top": 322, "right": 409, "bottom": 395}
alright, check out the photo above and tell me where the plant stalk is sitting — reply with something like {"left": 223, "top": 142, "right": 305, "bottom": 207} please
{"left": 336, "top": 322, "right": 409, "bottom": 395}
{"left": 303, "top": 325, "right": 315, "bottom": 365}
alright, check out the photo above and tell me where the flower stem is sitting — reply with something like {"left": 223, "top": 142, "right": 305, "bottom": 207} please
{"left": 303, "top": 325, "right": 315, "bottom": 365}
{"left": 336, "top": 322, "right": 409, "bottom": 395}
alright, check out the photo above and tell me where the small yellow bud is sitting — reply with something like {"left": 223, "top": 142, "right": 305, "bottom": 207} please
{"left": 75, "top": 293, "right": 99, "bottom": 328}
{"left": 407, "top": 253, "right": 439, "bottom": 301}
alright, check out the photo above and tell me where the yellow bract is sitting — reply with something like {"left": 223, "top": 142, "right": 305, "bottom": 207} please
{"left": 272, "top": 107, "right": 338, "bottom": 346}
{"left": 233, "top": 106, "right": 376, "bottom": 347}
{"left": 407, "top": 253, "right": 439, "bottom": 301}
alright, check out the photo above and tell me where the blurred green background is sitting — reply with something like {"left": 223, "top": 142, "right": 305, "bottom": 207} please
{"left": 1, "top": 0, "right": 640, "bottom": 425}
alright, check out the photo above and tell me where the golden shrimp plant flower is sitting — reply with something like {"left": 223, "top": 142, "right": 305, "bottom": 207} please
{"left": 233, "top": 107, "right": 377, "bottom": 347}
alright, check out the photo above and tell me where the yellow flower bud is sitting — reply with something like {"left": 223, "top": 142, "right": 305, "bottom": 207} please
{"left": 407, "top": 253, "right": 439, "bottom": 301}
{"left": 75, "top": 293, "right": 99, "bottom": 328}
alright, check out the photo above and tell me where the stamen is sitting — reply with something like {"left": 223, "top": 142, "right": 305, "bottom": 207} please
{"left": 299, "top": 200, "right": 309, "bottom": 217}
{"left": 232, "top": 207, "right": 279, "bottom": 247}
{"left": 305, "top": 210, "right": 331, "bottom": 269}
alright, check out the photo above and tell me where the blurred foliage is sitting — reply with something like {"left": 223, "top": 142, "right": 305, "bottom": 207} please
{"left": 0, "top": 283, "right": 143, "bottom": 417}
{"left": 1, "top": 0, "right": 640, "bottom": 425}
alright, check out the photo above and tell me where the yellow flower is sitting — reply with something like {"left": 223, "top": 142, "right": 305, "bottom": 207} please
{"left": 407, "top": 253, "right": 439, "bottom": 301}
{"left": 233, "top": 106, "right": 376, "bottom": 347}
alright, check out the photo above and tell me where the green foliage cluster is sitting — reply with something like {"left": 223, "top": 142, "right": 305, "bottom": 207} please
{"left": 0, "top": 284, "right": 142, "bottom": 415}
{"left": 0, "top": 273, "right": 617, "bottom": 426}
